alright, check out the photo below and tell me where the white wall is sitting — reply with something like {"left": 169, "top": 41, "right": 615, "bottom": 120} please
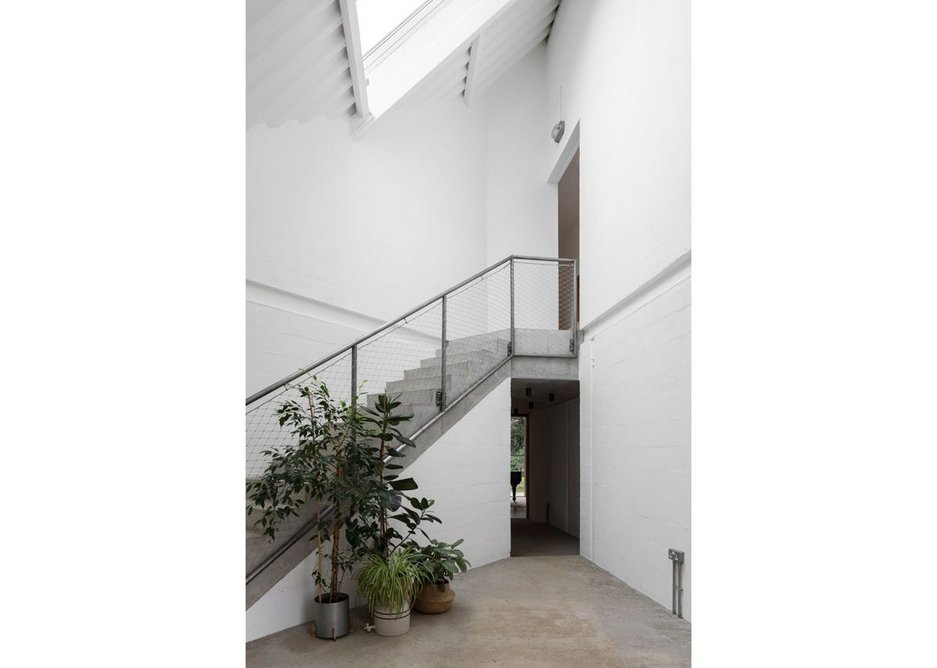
{"left": 399, "top": 378, "right": 511, "bottom": 566}
{"left": 247, "top": 98, "right": 490, "bottom": 392}
{"left": 246, "top": 292, "right": 373, "bottom": 396}
{"left": 527, "top": 398, "right": 580, "bottom": 536}
{"left": 246, "top": 378, "right": 511, "bottom": 641}
{"left": 546, "top": 0, "right": 691, "bottom": 618}
{"left": 580, "top": 267, "right": 691, "bottom": 620}
{"left": 484, "top": 44, "right": 557, "bottom": 263}
{"left": 546, "top": 0, "right": 690, "bottom": 323}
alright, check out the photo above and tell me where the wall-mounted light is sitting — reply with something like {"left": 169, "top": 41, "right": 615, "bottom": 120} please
{"left": 551, "top": 85, "right": 565, "bottom": 143}
{"left": 551, "top": 120, "right": 565, "bottom": 143}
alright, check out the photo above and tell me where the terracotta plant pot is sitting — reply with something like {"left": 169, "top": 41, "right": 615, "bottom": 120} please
{"left": 414, "top": 581, "right": 455, "bottom": 614}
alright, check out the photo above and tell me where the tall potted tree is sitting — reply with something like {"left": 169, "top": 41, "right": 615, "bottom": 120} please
{"left": 246, "top": 378, "right": 377, "bottom": 640}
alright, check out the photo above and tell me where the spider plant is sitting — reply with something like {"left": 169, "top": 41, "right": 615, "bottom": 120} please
{"left": 356, "top": 547, "right": 427, "bottom": 615}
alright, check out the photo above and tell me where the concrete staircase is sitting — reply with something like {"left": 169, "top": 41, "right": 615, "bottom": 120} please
{"left": 246, "top": 328, "right": 576, "bottom": 607}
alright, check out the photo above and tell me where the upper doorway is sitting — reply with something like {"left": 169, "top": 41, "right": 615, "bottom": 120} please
{"left": 558, "top": 148, "right": 580, "bottom": 329}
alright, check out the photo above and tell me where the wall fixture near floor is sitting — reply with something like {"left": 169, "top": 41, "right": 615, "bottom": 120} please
{"left": 668, "top": 549, "right": 685, "bottom": 620}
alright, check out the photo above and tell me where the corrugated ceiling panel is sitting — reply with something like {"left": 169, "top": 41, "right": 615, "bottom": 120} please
{"left": 247, "top": 0, "right": 356, "bottom": 128}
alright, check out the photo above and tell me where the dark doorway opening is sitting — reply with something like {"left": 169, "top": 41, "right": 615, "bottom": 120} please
{"left": 558, "top": 148, "right": 580, "bottom": 328}
{"left": 509, "top": 379, "right": 580, "bottom": 557}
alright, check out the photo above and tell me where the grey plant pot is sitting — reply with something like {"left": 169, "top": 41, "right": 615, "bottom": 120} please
{"left": 313, "top": 593, "right": 349, "bottom": 640}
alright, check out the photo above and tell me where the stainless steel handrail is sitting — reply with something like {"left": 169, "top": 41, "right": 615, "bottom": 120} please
{"left": 246, "top": 255, "right": 575, "bottom": 407}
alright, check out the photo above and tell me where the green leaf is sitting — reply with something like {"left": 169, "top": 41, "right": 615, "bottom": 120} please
{"left": 389, "top": 477, "right": 418, "bottom": 491}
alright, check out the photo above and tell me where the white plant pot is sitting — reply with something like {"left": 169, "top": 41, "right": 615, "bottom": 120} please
{"left": 372, "top": 602, "right": 411, "bottom": 637}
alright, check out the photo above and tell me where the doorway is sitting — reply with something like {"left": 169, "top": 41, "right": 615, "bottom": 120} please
{"left": 509, "top": 379, "right": 580, "bottom": 557}
{"left": 558, "top": 148, "right": 580, "bottom": 329}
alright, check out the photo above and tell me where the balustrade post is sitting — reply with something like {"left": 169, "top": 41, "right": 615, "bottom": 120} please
{"left": 351, "top": 344, "right": 357, "bottom": 410}
{"left": 510, "top": 257, "right": 515, "bottom": 357}
{"left": 438, "top": 296, "right": 447, "bottom": 411}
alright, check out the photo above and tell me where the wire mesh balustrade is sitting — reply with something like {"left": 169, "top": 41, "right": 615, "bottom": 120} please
{"left": 246, "top": 256, "right": 576, "bottom": 480}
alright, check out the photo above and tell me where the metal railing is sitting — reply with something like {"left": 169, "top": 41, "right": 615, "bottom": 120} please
{"left": 246, "top": 255, "right": 577, "bottom": 480}
{"left": 246, "top": 255, "right": 576, "bottom": 584}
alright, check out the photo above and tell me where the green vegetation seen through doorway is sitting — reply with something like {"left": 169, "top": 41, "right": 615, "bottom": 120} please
{"left": 511, "top": 416, "right": 526, "bottom": 495}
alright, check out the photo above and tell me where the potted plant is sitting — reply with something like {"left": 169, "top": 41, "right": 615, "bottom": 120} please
{"left": 355, "top": 547, "right": 426, "bottom": 636}
{"left": 353, "top": 394, "right": 448, "bottom": 635}
{"left": 413, "top": 539, "right": 471, "bottom": 614}
{"left": 246, "top": 378, "right": 377, "bottom": 640}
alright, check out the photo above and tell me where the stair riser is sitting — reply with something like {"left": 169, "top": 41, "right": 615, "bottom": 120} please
{"left": 420, "top": 350, "right": 506, "bottom": 369}
{"left": 385, "top": 375, "right": 455, "bottom": 394}
{"left": 434, "top": 339, "right": 510, "bottom": 358}
{"left": 367, "top": 388, "right": 439, "bottom": 409}
{"left": 404, "top": 361, "right": 475, "bottom": 380}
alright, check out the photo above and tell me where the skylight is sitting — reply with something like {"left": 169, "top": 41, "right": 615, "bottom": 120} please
{"left": 356, "top": 0, "right": 427, "bottom": 55}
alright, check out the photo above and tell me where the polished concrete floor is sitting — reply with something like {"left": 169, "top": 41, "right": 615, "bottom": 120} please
{"left": 247, "top": 520, "right": 690, "bottom": 667}
{"left": 510, "top": 517, "right": 579, "bottom": 557}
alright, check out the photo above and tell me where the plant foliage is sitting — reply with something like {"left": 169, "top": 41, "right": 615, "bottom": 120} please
{"left": 246, "top": 378, "right": 378, "bottom": 600}
{"left": 415, "top": 538, "right": 471, "bottom": 585}
{"left": 355, "top": 547, "right": 426, "bottom": 615}
{"left": 246, "top": 379, "right": 472, "bottom": 610}
{"left": 510, "top": 417, "right": 525, "bottom": 471}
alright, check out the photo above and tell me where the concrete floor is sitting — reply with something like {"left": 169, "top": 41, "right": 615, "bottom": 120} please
{"left": 510, "top": 517, "right": 579, "bottom": 557}
{"left": 246, "top": 541, "right": 690, "bottom": 667}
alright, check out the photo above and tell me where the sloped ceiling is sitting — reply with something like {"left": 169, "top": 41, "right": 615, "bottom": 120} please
{"left": 247, "top": 0, "right": 356, "bottom": 128}
{"left": 246, "top": 0, "right": 560, "bottom": 129}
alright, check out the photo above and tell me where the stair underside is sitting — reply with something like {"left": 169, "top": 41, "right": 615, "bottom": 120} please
{"left": 246, "top": 332, "right": 576, "bottom": 608}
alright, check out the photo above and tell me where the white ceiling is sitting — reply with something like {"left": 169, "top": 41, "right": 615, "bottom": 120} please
{"left": 246, "top": 0, "right": 561, "bottom": 129}
{"left": 247, "top": 0, "right": 355, "bottom": 128}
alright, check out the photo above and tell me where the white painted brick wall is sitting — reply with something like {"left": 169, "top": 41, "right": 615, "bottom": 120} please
{"left": 580, "top": 274, "right": 691, "bottom": 620}
{"left": 399, "top": 378, "right": 511, "bottom": 570}
{"left": 246, "top": 301, "right": 367, "bottom": 396}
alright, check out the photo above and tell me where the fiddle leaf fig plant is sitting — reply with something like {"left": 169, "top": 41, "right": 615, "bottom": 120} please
{"left": 359, "top": 394, "right": 442, "bottom": 555}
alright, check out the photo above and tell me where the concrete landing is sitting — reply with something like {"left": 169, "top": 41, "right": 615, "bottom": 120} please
{"left": 246, "top": 556, "right": 690, "bottom": 667}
